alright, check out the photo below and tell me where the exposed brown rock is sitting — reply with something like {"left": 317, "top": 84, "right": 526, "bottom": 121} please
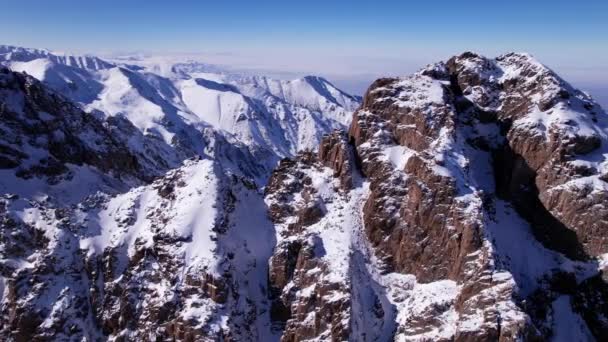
{"left": 318, "top": 130, "right": 355, "bottom": 190}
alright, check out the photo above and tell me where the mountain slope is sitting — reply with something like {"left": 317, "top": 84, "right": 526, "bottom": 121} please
{"left": 1, "top": 45, "right": 361, "bottom": 171}
{"left": 0, "top": 46, "right": 359, "bottom": 341}
{"left": 0, "top": 67, "right": 145, "bottom": 202}
{"left": 0, "top": 67, "right": 277, "bottom": 340}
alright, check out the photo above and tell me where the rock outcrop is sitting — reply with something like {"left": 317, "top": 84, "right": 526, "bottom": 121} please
{"left": 265, "top": 52, "right": 608, "bottom": 341}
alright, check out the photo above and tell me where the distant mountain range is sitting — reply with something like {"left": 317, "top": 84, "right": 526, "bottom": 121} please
{"left": 0, "top": 45, "right": 360, "bottom": 176}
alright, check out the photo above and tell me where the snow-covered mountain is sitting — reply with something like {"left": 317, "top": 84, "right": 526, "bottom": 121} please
{"left": 1, "top": 47, "right": 607, "bottom": 341}
{"left": 265, "top": 52, "right": 608, "bottom": 341}
{"left": 0, "top": 45, "right": 360, "bottom": 172}
{"left": 0, "top": 45, "right": 360, "bottom": 341}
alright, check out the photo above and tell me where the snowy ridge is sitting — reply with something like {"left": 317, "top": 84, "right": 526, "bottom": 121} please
{"left": 0, "top": 45, "right": 114, "bottom": 71}
{"left": 0, "top": 45, "right": 360, "bottom": 168}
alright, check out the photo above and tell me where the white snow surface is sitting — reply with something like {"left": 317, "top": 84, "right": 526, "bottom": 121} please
{"left": 1, "top": 45, "right": 360, "bottom": 163}
{"left": 81, "top": 159, "right": 220, "bottom": 273}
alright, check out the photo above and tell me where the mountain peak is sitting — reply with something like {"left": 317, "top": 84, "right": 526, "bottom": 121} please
{"left": 254, "top": 50, "right": 608, "bottom": 341}
{"left": 302, "top": 74, "right": 329, "bottom": 84}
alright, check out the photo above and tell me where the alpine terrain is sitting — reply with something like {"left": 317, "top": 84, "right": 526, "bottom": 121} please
{"left": 0, "top": 46, "right": 607, "bottom": 341}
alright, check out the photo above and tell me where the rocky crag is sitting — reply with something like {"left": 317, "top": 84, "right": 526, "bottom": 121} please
{"left": 265, "top": 52, "right": 608, "bottom": 341}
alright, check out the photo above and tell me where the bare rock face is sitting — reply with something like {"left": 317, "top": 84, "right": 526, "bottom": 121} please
{"left": 266, "top": 153, "right": 352, "bottom": 341}
{"left": 318, "top": 130, "right": 356, "bottom": 190}
{"left": 264, "top": 52, "right": 608, "bottom": 341}
{"left": 444, "top": 52, "right": 607, "bottom": 259}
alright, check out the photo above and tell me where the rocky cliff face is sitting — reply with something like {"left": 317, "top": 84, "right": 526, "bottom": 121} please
{"left": 265, "top": 52, "right": 608, "bottom": 341}
{"left": 1, "top": 51, "right": 607, "bottom": 342}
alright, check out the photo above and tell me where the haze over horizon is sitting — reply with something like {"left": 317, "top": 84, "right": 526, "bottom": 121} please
{"left": 1, "top": 0, "right": 606, "bottom": 105}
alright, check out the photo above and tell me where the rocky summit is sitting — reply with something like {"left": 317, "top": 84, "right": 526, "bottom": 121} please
{"left": 0, "top": 48, "right": 607, "bottom": 341}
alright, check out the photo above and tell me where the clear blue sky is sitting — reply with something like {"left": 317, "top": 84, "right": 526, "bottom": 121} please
{"left": 3, "top": 1, "right": 606, "bottom": 53}
{"left": 1, "top": 0, "right": 607, "bottom": 103}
